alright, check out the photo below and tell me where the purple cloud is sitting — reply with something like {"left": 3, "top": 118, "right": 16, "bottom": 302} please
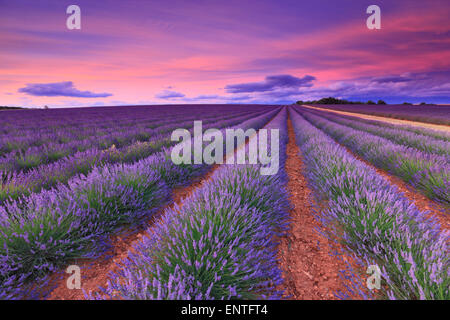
{"left": 371, "top": 75, "right": 415, "bottom": 84}
{"left": 193, "top": 94, "right": 220, "bottom": 100}
{"left": 18, "top": 81, "right": 112, "bottom": 98}
{"left": 226, "top": 94, "right": 252, "bottom": 101}
{"left": 155, "top": 90, "right": 185, "bottom": 99}
{"left": 225, "top": 75, "right": 316, "bottom": 93}
{"left": 293, "top": 71, "right": 450, "bottom": 104}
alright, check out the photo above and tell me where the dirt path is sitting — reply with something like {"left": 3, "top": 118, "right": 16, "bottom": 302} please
{"left": 45, "top": 114, "right": 277, "bottom": 300}
{"left": 302, "top": 105, "right": 450, "bottom": 133}
{"left": 277, "top": 116, "right": 360, "bottom": 300}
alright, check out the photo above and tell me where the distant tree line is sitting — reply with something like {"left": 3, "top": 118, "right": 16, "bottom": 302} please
{"left": 295, "top": 97, "right": 433, "bottom": 106}
{"left": 0, "top": 106, "right": 23, "bottom": 110}
{"left": 295, "top": 97, "right": 387, "bottom": 105}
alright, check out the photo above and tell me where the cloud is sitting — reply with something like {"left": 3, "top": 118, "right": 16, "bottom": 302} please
{"left": 193, "top": 94, "right": 220, "bottom": 100}
{"left": 224, "top": 94, "right": 253, "bottom": 102}
{"left": 18, "top": 81, "right": 112, "bottom": 98}
{"left": 152, "top": 70, "right": 450, "bottom": 105}
{"left": 292, "top": 71, "right": 450, "bottom": 104}
{"left": 371, "top": 75, "right": 415, "bottom": 84}
{"left": 150, "top": 75, "right": 316, "bottom": 105}
{"left": 155, "top": 90, "right": 186, "bottom": 99}
{"left": 225, "top": 75, "right": 316, "bottom": 93}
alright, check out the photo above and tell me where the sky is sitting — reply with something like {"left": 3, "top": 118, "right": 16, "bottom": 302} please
{"left": 1, "top": 0, "right": 450, "bottom": 108}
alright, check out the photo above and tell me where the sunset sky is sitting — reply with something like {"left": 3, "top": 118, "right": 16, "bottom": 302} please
{"left": 1, "top": 0, "right": 450, "bottom": 108}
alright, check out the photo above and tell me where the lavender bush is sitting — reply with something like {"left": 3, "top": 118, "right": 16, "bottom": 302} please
{"left": 0, "top": 106, "right": 258, "bottom": 156}
{"left": 289, "top": 108, "right": 449, "bottom": 300}
{"left": 0, "top": 109, "right": 259, "bottom": 173}
{"left": 308, "top": 104, "right": 450, "bottom": 126}
{"left": 0, "top": 106, "right": 280, "bottom": 299}
{"left": 304, "top": 108, "right": 450, "bottom": 156}
{"left": 0, "top": 110, "right": 266, "bottom": 203}
{"left": 295, "top": 107, "right": 449, "bottom": 206}
{"left": 93, "top": 109, "right": 290, "bottom": 300}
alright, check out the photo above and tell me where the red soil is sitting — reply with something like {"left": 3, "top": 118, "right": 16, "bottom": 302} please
{"left": 277, "top": 116, "right": 365, "bottom": 300}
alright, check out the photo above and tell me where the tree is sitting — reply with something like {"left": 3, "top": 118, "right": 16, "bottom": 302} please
{"left": 294, "top": 97, "right": 388, "bottom": 105}
{"left": 316, "top": 97, "right": 352, "bottom": 104}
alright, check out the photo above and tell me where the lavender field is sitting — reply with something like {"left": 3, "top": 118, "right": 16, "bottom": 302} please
{"left": 309, "top": 104, "right": 450, "bottom": 126}
{"left": 0, "top": 105, "right": 448, "bottom": 300}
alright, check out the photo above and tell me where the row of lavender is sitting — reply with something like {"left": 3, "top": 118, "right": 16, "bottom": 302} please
{"left": 0, "top": 106, "right": 201, "bottom": 153}
{"left": 289, "top": 108, "right": 448, "bottom": 300}
{"left": 295, "top": 107, "right": 449, "bottom": 206}
{"left": 0, "top": 107, "right": 280, "bottom": 299}
{"left": 91, "top": 108, "right": 290, "bottom": 299}
{"left": 0, "top": 113, "right": 167, "bottom": 154}
{"left": 0, "top": 109, "right": 265, "bottom": 203}
{"left": 304, "top": 108, "right": 449, "bottom": 156}
{"left": 0, "top": 108, "right": 258, "bottom": 172}
{"left": 308, "top": 104, "right": 450, "bottom": 125}
{"left": 306, "top": 110, "right": 450, "bottom": 142}
{"left": 0, "top": 105, "right": 248, "bottom": 139}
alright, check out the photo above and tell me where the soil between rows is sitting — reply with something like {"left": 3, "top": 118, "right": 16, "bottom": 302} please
{"left": 276, "top": 116, "right": 364, "bottom": 300}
